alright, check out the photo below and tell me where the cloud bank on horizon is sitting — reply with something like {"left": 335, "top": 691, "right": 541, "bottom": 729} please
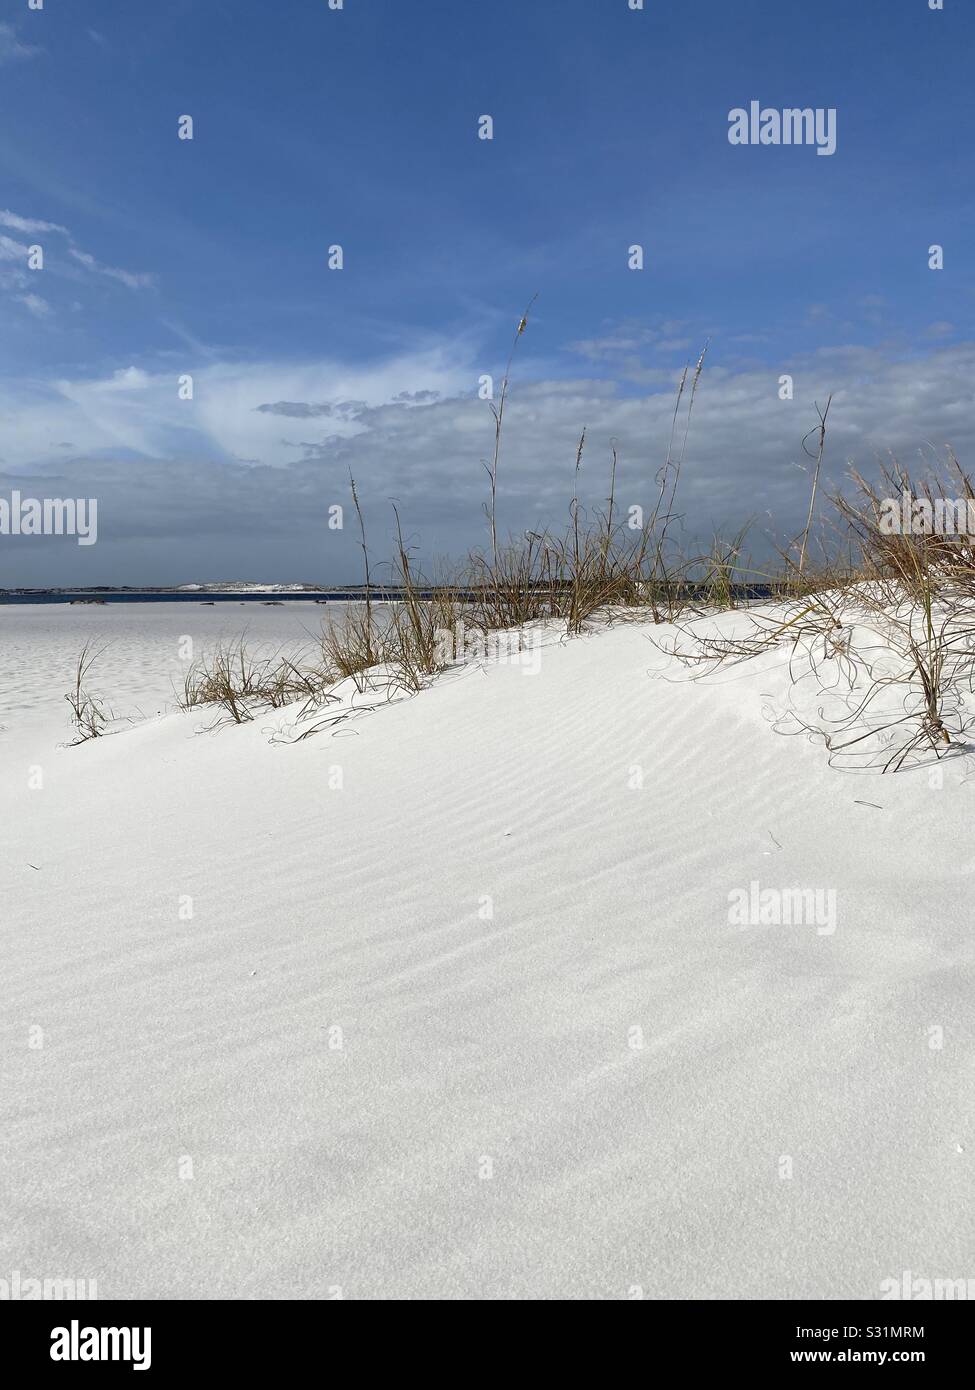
{"left": 0, "top": 0, "right": 971, "bottom": 585}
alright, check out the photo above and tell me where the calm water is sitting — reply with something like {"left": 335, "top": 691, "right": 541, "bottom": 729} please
{"left": 1, "top": 591, "right": 353, "bottom": 605}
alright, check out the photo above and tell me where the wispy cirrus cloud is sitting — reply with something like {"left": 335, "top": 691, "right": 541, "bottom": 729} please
{"left": 17, "top": 292, "right": 52, "bottom": 319}
{"left": 0, "top": 234, "right": 31, "bottom": 263}
{"left": 0, "top": 22, "right": 41, "bottom": 67}
{"left": 568, "top": 320, "right": 692, "bottom": 363}
{"left": 0, "top": 210, "right": 67, "bottom": 237}
{"left": 68, "top": 246, "right": 155, "bottom": 291}
{"left": 0, "top": 209, "right": 155, "bottom": 307}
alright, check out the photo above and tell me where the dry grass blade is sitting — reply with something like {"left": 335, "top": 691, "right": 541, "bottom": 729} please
{"left": 65, "top": 641, "right": 110, "bottom": 742}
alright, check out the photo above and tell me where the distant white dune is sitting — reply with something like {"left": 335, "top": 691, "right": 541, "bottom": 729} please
{"left": 1, "top": 603, "right": 971, "bottom": 1299}
{"left": 175, "top": 582, "right": 318, "bottom": 592}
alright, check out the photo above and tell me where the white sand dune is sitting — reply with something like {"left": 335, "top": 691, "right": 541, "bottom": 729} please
{"left": 1, "top": 604, "right": 972, "bottom": 1299}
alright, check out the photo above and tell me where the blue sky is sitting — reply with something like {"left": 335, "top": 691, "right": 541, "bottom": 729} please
{"left": 1, "top": 0, "right": 972, "bottom": 584}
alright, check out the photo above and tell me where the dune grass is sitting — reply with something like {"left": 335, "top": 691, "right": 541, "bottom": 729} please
{"left": 65, "top": 641, "right": 111, "bottom": 743}
{"left": 65, "top": 311, "right": 975, "bottom": 772}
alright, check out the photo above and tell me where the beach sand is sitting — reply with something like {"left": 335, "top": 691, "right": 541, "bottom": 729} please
{"left": 1, "top": 603, "right": 972, "bottom": 1298}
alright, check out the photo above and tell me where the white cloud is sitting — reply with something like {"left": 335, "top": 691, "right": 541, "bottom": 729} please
{"left": 0, "top": 22, "right": 41, "bottom": 66}
{"left": 0, "top": 209, "right": 154, "bottom": 312}
{"left": 1, "top": 342, "right": 973, "bottom": 575}
{"left": 0, "top": 349, "right": 472, "bottom": 472}
{"left": 0, "top": 232, "right": 29, "bottom": 262}
{"left": 16, "top": 293, "right": 51, "bottom": 318}
{"left": 106, "top": 367, "right": 151, "bottom": 391}
{"left": 68, "top": 246, "right": 155, "bottom": 291}
{"left": 567, "top": 320, "right": 691, "bottom": 362}
{"left": 0, "top": 210, "right": 68, "bottom": 236}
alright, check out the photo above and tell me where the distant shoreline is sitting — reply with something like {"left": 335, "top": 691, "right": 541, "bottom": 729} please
{"left": 0, "top": 582, "right": 785, "bottom": 605}
{"left": 0, "top": 587, "right": 365, "bottom": 605}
